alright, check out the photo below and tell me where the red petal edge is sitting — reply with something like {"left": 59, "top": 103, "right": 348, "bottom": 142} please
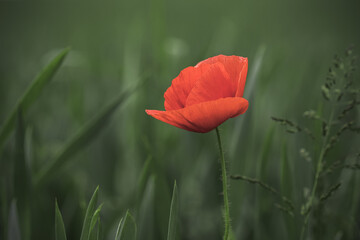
{"left": 196, "top": 55, "right": 248, "bottom": 97}
{"left": 164, "top": 64, "right": 212, "bottom": 111}
{"left": 146, "top": 97, "right": 248, "bottom": 133}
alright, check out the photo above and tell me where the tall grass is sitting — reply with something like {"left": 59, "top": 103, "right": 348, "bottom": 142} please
{"left": 1, "top": 1, "right": 360, "bottom": 239}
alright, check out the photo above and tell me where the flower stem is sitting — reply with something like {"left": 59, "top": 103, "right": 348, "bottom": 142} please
{"left": 216, "top": 127, "right": 230, "bottom": 240}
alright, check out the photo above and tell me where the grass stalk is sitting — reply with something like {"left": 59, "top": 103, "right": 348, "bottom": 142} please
{"left": 300, "top": 108, "right": 334, "bottom": 239}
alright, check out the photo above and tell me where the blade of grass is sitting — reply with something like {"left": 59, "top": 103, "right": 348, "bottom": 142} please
{"left": 80, "top": 186, "right": 99, "bottom": 240}
{"left": 229, "top": 45, "right": 266, "bottom": 158}
{"left": 55, "top": 200, "right": 67, "bottom": 240}
{"left": 348, "top": 171, "right": 360, "bottom": 237}
{"left": 89, "top": 218, "right": 101, "bottom": 240}
{"left": 280, "top": 142, "right": 293, "bottom": 200}
{"left": 115, "top": 210, "right": 136, "bottom": 240}
{"left": 280, "top": 141, "right": 295, "bottom": 239}
{"left": 34, "top": 88, "right": 134, "bottom": 187}
{"left": 167, "top": 181, "right": 178, "bottom": 240}
{"left": 114, "top": 218, "right": 123, "bottom": 240}
{"left": 255, "top": 125, "right": 275, "bottom": 240}
{"left": 7, "top": 200, "right": 21, "bottom": 240}
{"left": 0, "top": 47, "right": 70, "bottom": 149}
{"left": 137, "top": 156, "right": 152, "bottom": 207}
{"left": 89, "top": 204, "right": 103, "bottom": 240}
{"left": 0, "top": 179, "right": 8, "bottom": 240}
{"left": 13, "top": 110, "right": 31, "bottom": 240}
{"left": 138, "top": 175, "right": 155, "bottom": 240}
{"left": 154, "top": 171, "right": 171, "bottom": 239}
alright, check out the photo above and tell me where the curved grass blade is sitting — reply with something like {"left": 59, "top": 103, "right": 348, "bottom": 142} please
{"left": 55, "top": 200, "right": 67, "bottom": 240}
{"left": 167, "top": 181, "right": 178, "bottom": 240}
{"left": 115, "top": 210, "right": 136, "bottom": 240}
{"left": 0, "top": 47, "right": 70, "bottom": 149}
{"left": 80, "top": 186, "right": 99, "bottom": 240}
{"left": 89, "top": 204, "right": 103, "bottom": 240}
{"left": 114, "top": 218, "right": 123, "bottom": 240}
{"left": 34, "top": 88, "right": 134, "bottom": 187}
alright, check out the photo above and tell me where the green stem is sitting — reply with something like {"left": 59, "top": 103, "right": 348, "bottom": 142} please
{"left": 300, "top": 109, "right": 334, "bottom": 239}
{"left": 216, "top": 127, "right": 230, "bottom": 240}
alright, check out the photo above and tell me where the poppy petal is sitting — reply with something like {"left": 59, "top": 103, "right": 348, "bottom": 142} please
{"left": 185, "top": 62, "right": 235, "bottom": 107}
{"left": 146, "top": 97, "right": 248, "bottom": 133}
{"left": 164, "top": 64, "right": 211, "bottom": 111}
{"left": 196, "top": 55, "right": 248, "bottom": 97}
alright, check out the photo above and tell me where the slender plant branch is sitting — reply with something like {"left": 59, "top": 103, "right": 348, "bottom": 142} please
{"left": 216, "top": 127, "right": 230, "bottom": 240}
{"left": 300, "top": 109, "right": 334, "bottom": 239}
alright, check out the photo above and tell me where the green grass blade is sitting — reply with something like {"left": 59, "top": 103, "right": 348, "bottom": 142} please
{"left": 280, "top": 142, "right": 295, "bottom": 238}
{"left": 255, "top": 125, "right": 275, "bottom": 240}
{"left": 167, "top": 181, "right": 178, "bottom": 240}
{"left": 34, "top": 89, "right": 133, "bottom": 187}
{"left": 114, "top": 218, "right": 123, "bottom": 240}
{"left": 280, "top": 142, "right": 293, "bottom": 199}
{"left": 96, "top": 219, "right": 102, "bottom": 240}
{"left": 89, "top": 203, "right": 103, "bottom": 240}
{"left": 0, "top": 180, "right": 8, "bottom": 240}
{"left": 138, "top": 175, "right": 155, "bottom": 240}
{"left": 80, "top": 186, "right": 99, "bottom": 240}
{"left": 229, "top": 45, "right": 266, "bottom": 157}
{"left": 55, "top": 200, "right": 67, "bottom": 240}
{"left": 7, "top": 200, "right": 21, "bottom": 240}
{"left": 116, "top": 210, "right": 136, "bottom": 240}
{"left": 13, "top": 110, "right": 31, "bottom": 240}
{"left": 0, "top": 47, "right": 70, "bottom": 149}
{"left": 137, "top": 156, "right": 152, "bottom": 206}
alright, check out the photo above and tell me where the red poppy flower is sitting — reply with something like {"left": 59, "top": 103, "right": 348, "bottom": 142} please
{"left": 146, "top": 55, "right": 249, "bottom": 133}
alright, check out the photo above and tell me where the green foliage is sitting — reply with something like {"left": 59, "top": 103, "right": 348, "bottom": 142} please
{"left": 55, "top": 200, "right": 67, "bottom": 240}
{"left": 115, "top": 210, "right": 136, "bottom": 240}
{"left": 138, "top": 175, "right": 155, "bottom": 240}
{"left": 0, "top": 48, "right": 69, "bottom": 149}
{"left": 1, "top": 3, "right": 359, "bottom": 239}
{"left": 167, "top": 181, "right": 178, "bottom": 240}
{"left": 13, "top": 110, "right": 31, "bottom": 240}
{"left": 7, "top": 200, "right": 21, "bottom": 240}
{"left": 34, "top": 88, "right": 134, "bottom": 187}
{"left": 270, "top": 47, "right": 360, "bottom": 239}
{"left": 80, "top": 187, "right": 100, "bottom": 240}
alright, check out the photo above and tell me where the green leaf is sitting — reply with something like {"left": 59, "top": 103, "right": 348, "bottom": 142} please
{"left": 34, "top": 88, "right": 134, "bottom": 187}
{"left": 115, "top": 210, "right": 136, "bottom": 240}
{"left": 80, "top": 186, "right": 99, "bottom": 240}
{"left": 0, "top": 47, "right": 70, "bottom": 149}
{"left": 55, "top": 200, "right": 67, "bottom": 240}
{"left": 167, "top": 181, "right": 178, "bottom": 240}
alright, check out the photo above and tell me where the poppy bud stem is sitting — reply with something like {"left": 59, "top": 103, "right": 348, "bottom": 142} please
{"left": 216, "top": 127, "right": 231, "bottom": 240}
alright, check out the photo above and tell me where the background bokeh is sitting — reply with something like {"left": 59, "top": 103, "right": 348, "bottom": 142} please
{"left": 1, "top": 0, "right": 360, "bottom": 239}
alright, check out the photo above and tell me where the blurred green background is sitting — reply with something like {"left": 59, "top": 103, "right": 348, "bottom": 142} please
{"left": 1, "top": 0, "right": 360, "bottom": 239}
